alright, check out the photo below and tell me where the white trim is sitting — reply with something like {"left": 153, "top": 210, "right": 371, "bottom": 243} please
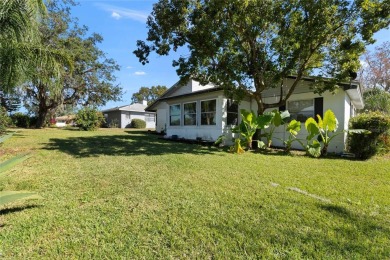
{"left": 183, "top": 101, "right": 197, "bottom": 126}
{"left": 200, "top": 99, "right": 217, "bottom": 126}
{"left": 287, "top": 98, "right": 314, "bottom": 123}
{"left": 169, "top": 103, "right": 181, "bottom": 126}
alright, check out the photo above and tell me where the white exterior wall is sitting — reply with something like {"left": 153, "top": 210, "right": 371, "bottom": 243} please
{"left": 191, "top": 80, "right": 215, "bottom": 92}
{"left": 153, "top": 79, "right": 361, "bottom": 153}
{"left": 165, "top": 92, "right": 225, "bottom": 141}
{"left": 119, "top": 112, "right": 156, "bottom": 129}
{"left": 259, "top": 87, "right": 349, "bottom": 154}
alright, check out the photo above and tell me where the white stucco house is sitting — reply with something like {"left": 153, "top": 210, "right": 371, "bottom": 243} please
{"left": 146, "top": 77, "right": 364, "bottom": 153}
{"left": 102, "top": 101, "right": 156, "bottom": 129}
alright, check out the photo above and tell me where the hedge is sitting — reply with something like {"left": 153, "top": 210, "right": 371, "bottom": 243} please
{"left": 348, "top": 112, "right": 390, "bottom": 159}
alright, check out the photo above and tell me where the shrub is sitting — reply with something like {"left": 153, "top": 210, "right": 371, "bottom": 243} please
{"left": 11, "top": 112, "right": 31, "bottom": 128}
{"left": 108, "top": 118, "right": 119, "bottom": 128}
{"left": 0, "top": 107, "right": 11, "bottom": 134}
{"left": 348, "top": 112, "right": 390, "bottom": 159}
{"left": 130, "top": 119, "right": 146, "bottom": 129}
{"left": 75, "top": 107, "right": 105, "bottom": 131}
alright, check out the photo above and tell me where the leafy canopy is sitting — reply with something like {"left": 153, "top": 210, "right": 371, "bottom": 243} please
{"left": 131, "top": 85, "right": 167, "bottom": 105}
{"left": 21, "top": 0, "right": 122, "bottom": 128}
{"left": 135, "top": 0, "right": 389, "bottom": 114}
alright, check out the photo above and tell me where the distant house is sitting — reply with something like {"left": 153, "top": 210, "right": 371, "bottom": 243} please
{"left": 102, "top": 101, "right": 156, "bottom": 129}
{"left": 55, "top": 115, "right": 75, "bottom": 127}
{"left": 146, "top": 78, "right": 364, "bottom": 154}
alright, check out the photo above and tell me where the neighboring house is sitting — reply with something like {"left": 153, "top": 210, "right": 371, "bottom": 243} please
{"left": 146, "top": 77, "right": 364, "bottom": 154}
{"left": 102, "top": 101, "right": 156, "bottom": 129}
{"left": 55, "top": 115, "right": 75, "bottom": 127}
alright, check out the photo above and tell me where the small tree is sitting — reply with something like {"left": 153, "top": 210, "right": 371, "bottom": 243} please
{"left": 75, "top": 107, "right": 105, "bottom": 131}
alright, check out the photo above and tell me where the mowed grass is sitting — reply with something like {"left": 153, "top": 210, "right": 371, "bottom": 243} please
{"left": 0, "top": 128, "right": 389, "bottom": 259}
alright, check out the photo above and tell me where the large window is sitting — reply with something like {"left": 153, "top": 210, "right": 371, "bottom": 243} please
{"left": 288, "top": 99, "right": 314, "bottom": 122}
{"left": 170, "top": 104, "right": 181, "bottom": 126}
{"left": 226, "top": 100, "right": 238, "bottom": 125}
{"left": 201, "top": 99, "right": 216, "bottom": 125}
{"left": 184, "top": 102, "right": 197, "bottom": 125}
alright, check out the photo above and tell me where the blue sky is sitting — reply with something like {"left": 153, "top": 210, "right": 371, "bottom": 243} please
{"left": 72, "top": 0, "right": 389, "bottom": 110}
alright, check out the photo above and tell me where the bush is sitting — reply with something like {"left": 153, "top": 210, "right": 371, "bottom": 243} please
{"left": 75, "top": 107, "right": 105, "bottom": 131}
{"left": 130, "top": 119, "right": 146, "bottom": 129}
{"left": 0, "top": 107, "right": 11, "bottom": 134}
{"left": 11, "top": 112, "right": 31, "bottom": 128}
{"left": 348, "top": 112, "right": 390, "bottom": 159}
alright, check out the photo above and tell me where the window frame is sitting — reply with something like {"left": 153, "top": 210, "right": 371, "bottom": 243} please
{"left": 183, "top": 101, "right": 197, "bottom": 126}
{"left": 287, "top": 99, "right": 314, "bottom": 123}
{"left": 226, "top": 99, "right": 238, "bottom": 126}
{"left": 169, "top": 103, "right": 181, "bottom": 126}
{"left": 200, "top": 99, "right": 217, "bottom": 126}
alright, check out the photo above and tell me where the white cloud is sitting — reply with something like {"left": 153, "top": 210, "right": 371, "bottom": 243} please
{"left": 126, "top": 66, "right": 134, "bottom": 69}
{"left": 134, "top": 71, "right": 146, "bottom": 76}
{"left": 111, "top": 12, "right": 121, "bottom": 20}
{"left": 96, "top": 3, "right": 148, "bottom": 23}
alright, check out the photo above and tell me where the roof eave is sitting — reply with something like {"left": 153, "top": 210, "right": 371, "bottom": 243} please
{"left": 344, "top": 84, "right": 364, "bottom": 109}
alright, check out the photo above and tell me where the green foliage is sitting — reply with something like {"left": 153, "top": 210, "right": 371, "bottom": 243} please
{"left": 0, "top": 0, "right": 72, "bottom": 91}
{"left": 283, "top": 119, "right": 302, "bottom": 153}
{"left": 21, "top": 1, "right": 121, "bottom": 128}
{"left": 0, "top": 152, "right": 36, "bottom": 206}
{"left": 130, "top": 119, "right": 146, "bottom": 129}
{"left": 362, "top": 88, "right": 390, "bottom": 114}
{"left": 306, "top": 140, "right": 322, "bottom": 158}
{"left": 263, "top": 110, "right": 290, "bottom": 147}
{"left": 349, "top": 112, "right": 390, "bottom": 159}
{"left": 305, "top": 110, "right": 340, "bottom": 157}
{"left": 0, "top": 107, "right": 11, "bottom": 134}
{"left": 0, "top": 91, "right": 21, "bottom": 113}
{"left": 0, "top": 133, "right": 14, "bottom": 144}
{"left": 131, "top": 85, "right": 168, "bottom": 105}
{"left": 107, "top": 118, "right": 119, "bottom": 128}
{"left": 75, "top": 107, "right": 105, "bottom": 131}
{"left": 0, "top": 191, "right": 37, "bottom": 206}
{"left": 232, "top": 109, "right": 273, "bottom": 150}
{"left": 135, "top": 0, "right": 388, "bottom": 114}
{"left": 11, "top": 112, "right": 33, "bottom": 128}
{"left": 0, "top": 153, "right": 31, "bottom": 175}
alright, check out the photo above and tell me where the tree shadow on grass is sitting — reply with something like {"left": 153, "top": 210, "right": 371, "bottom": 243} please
{"left": 43, "top": 131, "right": 221, "bottom": 158}
{"left": 0, "top": 205, "right": 41, "bottom": 216}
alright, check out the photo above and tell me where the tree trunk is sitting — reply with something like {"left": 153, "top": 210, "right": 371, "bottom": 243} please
{"left": 36, "top": 105, "right": 49, "bottom": 128}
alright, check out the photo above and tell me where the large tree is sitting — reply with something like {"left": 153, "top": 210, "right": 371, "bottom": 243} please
{"left": 134, "top": 0, "right": 390, "bottom": 115}
{"left": 22, "top": 1, "right": 122, "bottom": 127}
{"left": 359, "top": 41, "right": 390, "bottom": 91}
{"left": 131, "top": 85, "right": 167, "bottom": 104}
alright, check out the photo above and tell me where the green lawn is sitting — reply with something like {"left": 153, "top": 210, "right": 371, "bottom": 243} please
{"left": 0, "top": 128, "right": 389, "bottom": 258}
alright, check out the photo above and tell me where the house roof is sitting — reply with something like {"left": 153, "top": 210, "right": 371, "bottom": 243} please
{"left": 146, "top": 87, "right": 223, "bottom": 111}
{"left": 146, "top": 79, "right": 220, "bottom": 111}
{"left": 101, "top": 103, "right": 152, "bottom": 113}
{"left": 146, "top": 76, "right": 364, "bottom": 111}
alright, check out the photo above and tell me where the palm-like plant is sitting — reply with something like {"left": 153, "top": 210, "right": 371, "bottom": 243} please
{"left": 0, "top": 0, "right": 71, "bottom": 90}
